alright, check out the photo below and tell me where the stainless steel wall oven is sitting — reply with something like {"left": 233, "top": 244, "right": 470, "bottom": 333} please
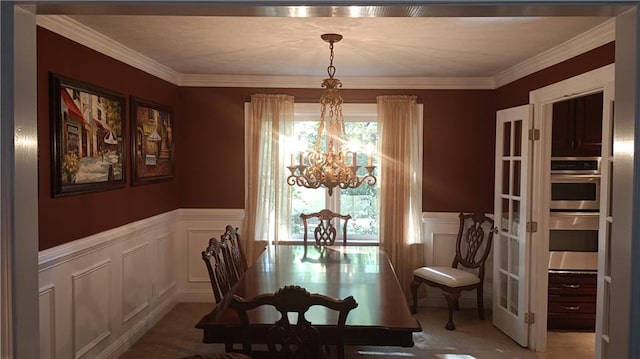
{"left": 550, "top": 157, "right": 600, "bottom": 212}
{"left": 548, "top": 157, "right": 600, "bottom": 271}
{"left": 548, "top": 212, "right": 598, "bottom": 271}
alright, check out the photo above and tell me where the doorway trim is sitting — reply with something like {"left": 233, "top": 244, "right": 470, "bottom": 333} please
{"left": 528, "top": 63, "right": 615, "bottom": 352}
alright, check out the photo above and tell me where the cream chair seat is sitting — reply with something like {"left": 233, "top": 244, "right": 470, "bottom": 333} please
{"left": 410, "top": 212, "right": 495, "bottom": 330}
{"left": 412, "top": 267, "right": 480, "bottom": 287}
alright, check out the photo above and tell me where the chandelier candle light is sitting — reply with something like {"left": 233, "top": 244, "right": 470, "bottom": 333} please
{"left": 286, "top": 33, "right": 377, "bottom": 196}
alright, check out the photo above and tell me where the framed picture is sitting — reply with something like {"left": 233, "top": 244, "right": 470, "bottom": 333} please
{"left": 50, "top": 73, "right": 126, "bottom": 197}
{"left": 130, "top": 97, "right": 175, "bottom": 185}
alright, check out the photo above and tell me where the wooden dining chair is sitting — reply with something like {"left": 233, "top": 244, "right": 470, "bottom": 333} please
{"left": 202, "top": 237, "right": 232, "bottom": 304}
{"left": 410, "top": 212, "right": 495, "bottom": 330}
{"left": 220, "top": 225, "right": 248, "bottom": 286}
{"left": 301, "top": 209, "right": 352, "bottom": 246}
{"left": 230, "top": 285, "right": 358, "bottom": 359}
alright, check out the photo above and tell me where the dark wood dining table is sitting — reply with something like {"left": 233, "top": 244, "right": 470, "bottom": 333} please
{"left": 196, "top": 244, "right": 422, "bottom": 347}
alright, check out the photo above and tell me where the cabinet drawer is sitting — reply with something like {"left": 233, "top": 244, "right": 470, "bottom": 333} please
{"left": 548, "top": 283, "right": 597, "bottom": 296}
{"left": 548, "top": 273, "right": 596, "bottom": 285}
{"left": 548, "top": 294, "right": 595, "bottom": 303}
{"left": 548, "top": 272, "right": 596, "bottom": 295}
{"left": 548, "top": 300, "right": 596, "bottom": 314}
{"left": 547, "top": 271, "right": 597, "bottom": 330}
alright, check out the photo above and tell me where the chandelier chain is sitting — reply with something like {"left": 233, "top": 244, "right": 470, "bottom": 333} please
{"left": 327, "top": 41, "right": 336, "bottom": 78}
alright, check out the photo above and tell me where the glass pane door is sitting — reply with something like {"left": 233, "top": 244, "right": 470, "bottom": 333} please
{"left": 493, "top": 104, "right": 532, "bottom": 346}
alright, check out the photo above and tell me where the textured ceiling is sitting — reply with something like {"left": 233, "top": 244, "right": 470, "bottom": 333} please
{"left": 67, "top": 15, "right": 611, "bottom": 78}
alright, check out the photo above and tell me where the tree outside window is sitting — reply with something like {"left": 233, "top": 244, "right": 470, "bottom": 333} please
{"left": 290, "top": 104, "right": 379, "bottom": 243}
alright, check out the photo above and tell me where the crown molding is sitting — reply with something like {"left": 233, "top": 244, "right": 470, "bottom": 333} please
{"left": 177, "top": 73, "right": 495, "bottom": 89}
{"left": 37, "top": 14, "right": 613, "bottom": 90}
{"left": 494, "top": 18, "right": 615, "bottom": 88}
{"left": 36, "top": 15, "right": 180, "bottom": 84}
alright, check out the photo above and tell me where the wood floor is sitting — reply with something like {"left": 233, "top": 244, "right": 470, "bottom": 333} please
{"left": 543, "top": 330, "right": 595, "bottom": 359}
{"left": 119, "top": 303, "right": 595, "bottom": 359}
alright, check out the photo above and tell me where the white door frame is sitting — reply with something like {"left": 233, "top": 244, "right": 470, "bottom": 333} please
{"left": 528, "top": 64, "right": 615, "bottom": 353}
{"left": 1, "top": 4, "right": 40, "bottom": 359}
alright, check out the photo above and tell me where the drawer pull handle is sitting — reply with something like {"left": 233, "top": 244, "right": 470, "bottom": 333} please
{"left": 562, "top": 305, "right": 581, "bottom": 311}
{"left": 562, "top": 284, "right": 580, "bottom": 289}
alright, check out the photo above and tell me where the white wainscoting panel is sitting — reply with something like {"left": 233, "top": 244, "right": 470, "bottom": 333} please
{"left": 421, "top": 212, "right": 494, "bottom": 309}
{"left": 121, "top": 243, "right": 151, "bottom": 324}
{"left": 72, "top": 260, "right": 112, "bottom": 359}
{"left": 157, "top": 232, "right": 176, "bottom": 298}
{"left": 39, "top": 284, "right": 56, "bottom": 359}
{"left": 39, "top": 210, "right": 180, "bottom": 359}
{"left": 38, "top": 208, "right": 243, "bottom": 358}
{"left": 176, "top": 209, "right": 244, "bottom": 302}
{"left": 187, "top": 229, "right": 217, "bottom": 284}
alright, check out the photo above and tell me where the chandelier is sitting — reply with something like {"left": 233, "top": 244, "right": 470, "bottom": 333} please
{"left": 286, "top": 33, "right": 377, "bottom": 196}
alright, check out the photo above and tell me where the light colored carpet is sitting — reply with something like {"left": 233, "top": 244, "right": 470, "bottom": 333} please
{"left": 119, "top": 303, "right": 593, "bottom": 359}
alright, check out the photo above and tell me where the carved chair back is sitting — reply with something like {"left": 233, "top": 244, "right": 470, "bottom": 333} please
{"left": 220, "top": 225, "right": 248, "bottom": 286}
{"left": 230, "top": 285, "right": 358, "bottom": 359}
{"left": 453, "top": 212, "right": 495, "bottom": 281}
{"left": 202, "top": 237, "right": 232, "bottom": 304}
{"left": 301, "top": 209, "right": 352, "bottom": 246}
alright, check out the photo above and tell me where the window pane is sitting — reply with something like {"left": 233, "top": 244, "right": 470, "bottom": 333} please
{"left": 514, "top": 120, "right": 522, "bottom": 156}
{"left": 291, "top": 187, "right": 327, "bottom": 236}
{"left": 341, "top": 186, "right": 378, "bottom": 240}
{"left": 290, "top": 111, "right": 379, "bottom": 243}
{"left": 502, "top": 121, "right": 511, "bottom": 156}
{"left": 341, "top": 121, "right": 378, "bottom": 240}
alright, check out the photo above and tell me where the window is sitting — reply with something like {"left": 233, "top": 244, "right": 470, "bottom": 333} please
{"left": 289, "top": 103, "right": 379, "bottom": 243}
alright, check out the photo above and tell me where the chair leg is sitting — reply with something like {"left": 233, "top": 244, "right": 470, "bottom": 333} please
{"left": 477, "top": 285, "right": 485, "bottom": 320}
{"left": 410, "top": 278, "right": 420, "bottom": 314}
{"left": 443, "top": 291, "right": 461, "bottom": 330}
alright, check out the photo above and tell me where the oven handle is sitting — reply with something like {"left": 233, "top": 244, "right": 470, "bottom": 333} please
{"left": 550, "top": 174, "right": 601, "bottom": 181}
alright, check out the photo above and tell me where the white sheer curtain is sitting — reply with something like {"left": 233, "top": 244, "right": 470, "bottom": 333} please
{"left": 377, "top": 95, "right": 424, "bottom": 297}
{"left": 242, "top": 94, "right": 294, "bottom": 263}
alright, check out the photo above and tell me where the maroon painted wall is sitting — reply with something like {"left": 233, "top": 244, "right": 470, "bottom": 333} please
{"left": 37, "top": 27, "right": 614, "bottom": 251}
{"left": 496, "top": 42, "right": 615, "bottom": 110}
{"left": 37, "top": 27, "right": 181, "bottom": 250}
{"left": 176, "top": 88, "right": 496, "bottom": 213}
{"left": 176, "top": 87, "right": 247, "bottom": 208}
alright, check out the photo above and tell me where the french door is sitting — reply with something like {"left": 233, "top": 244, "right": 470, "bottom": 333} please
{"left": 493, "top": 104, "right": 533, "bottom": 346}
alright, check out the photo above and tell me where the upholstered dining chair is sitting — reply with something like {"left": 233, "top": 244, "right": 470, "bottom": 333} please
{"left": 220, "top": 225, "right": 248, "bottom": 286}
{"left": 301, "top": 209, "right": 352, "bottom": 246}
{"left": 410, "top": 212, "right": 495, "bottom": 330}
{"left": 230, "top": 285, "right": 358, "bottom": 359}
{"left": 202, "top": 237, "right": 232, "bottom": 304}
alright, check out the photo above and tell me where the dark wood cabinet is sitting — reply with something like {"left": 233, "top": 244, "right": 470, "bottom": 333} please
{"left": 552, "top": 92, "right": 603, "bottom": 157}
{"left": 547, "top": 270, "right": 596, "bottom": 330}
